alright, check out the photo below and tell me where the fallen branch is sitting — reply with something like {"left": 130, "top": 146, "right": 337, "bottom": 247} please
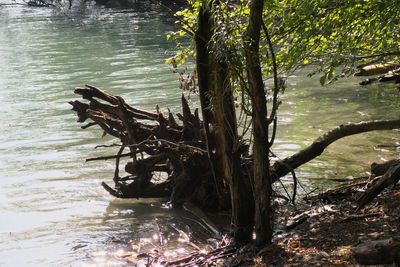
{"left": 303, "top": 181, "right": 368, "bottom": 203}
{"left": 339, "top": 212, "right": 381, "bottom": 223}
{"left": 86, "top": 152, "right": 134, "bottom": 162}
{"left": 285, "top": 214, "right": 309, "bottom": 231}
{"left": 272, "top": 119, "right": 400, "bottom": 181}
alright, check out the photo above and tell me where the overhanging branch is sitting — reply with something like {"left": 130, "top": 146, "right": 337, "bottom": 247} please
{"left": 271, "top": 119, "right": 400, "bottom": 181}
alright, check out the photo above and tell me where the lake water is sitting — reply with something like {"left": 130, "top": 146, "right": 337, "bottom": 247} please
{"left": 0, "top": 1, "right": 398, "bottom": 266}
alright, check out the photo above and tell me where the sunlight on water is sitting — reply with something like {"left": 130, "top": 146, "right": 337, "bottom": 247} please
{"left": 0, "top": 0, "right": 398, "bottom": 265}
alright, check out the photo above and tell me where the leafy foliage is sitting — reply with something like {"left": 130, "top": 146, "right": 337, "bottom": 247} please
{"left": 168, "top": 0, "right": 400, "bottom": 87}
{"left": 266, "top": 0, "right": 400, "bottom": 84}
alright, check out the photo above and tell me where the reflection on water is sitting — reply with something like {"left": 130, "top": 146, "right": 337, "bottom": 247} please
{"left": 0, "top": 0, "right": 398, "bottom": 265}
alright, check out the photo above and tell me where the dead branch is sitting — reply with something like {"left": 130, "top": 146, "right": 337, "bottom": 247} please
{"left": 271, "top": 119, "right": 400, "bottom": 181}
{"left": 70, "top": 85, "right": 224, "bottom": 209}
{"left": 339, "top": 213, "right": 381, "bottom": 223}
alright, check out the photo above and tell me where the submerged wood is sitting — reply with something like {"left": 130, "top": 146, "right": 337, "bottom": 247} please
{"left": 183, "top": 202, "right": 221, "bottom": 238}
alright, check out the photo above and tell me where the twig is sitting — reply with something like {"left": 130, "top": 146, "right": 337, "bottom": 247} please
{"left": 113, "top": 145, "right": 125, "bottom": 185}
{"left": 271, "top": 150, "right": 299, "bottom": 205}
{"left": 277, "top": 178, "right": 292, "bottom": 204}
{"left": 95, "top": 143, "right": 121, "bottom": 149}
{"left": 149, "top": 0, "right": 195, "bottom": 37}
{"left": 86, "top": 152, "right": 134, "bottom": 162}
{"left": 339, "top": 213, "right": 381, "bottom": 223}
{"left": 81, "top": 122, "right": 97, "bottom": 129}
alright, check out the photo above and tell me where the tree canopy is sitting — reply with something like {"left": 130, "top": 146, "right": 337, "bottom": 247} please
{"left": 169, "top": 0, "right": 400, "bottom": 84}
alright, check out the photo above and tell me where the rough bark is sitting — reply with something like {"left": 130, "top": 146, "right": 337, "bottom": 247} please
{"left": 216, "top": 60, "right": 254, "bottom": 244}
{"left": 245, "top": 0, "right": 273, "bottom": 246}
{"left": 195, "top": 2, "right": 226, "bottom": 204}
{"left": 271, "top": 119, "right": 400, "bottom": 181}
{"left": 195, "top": 1, "right": 254, "bottom": 243}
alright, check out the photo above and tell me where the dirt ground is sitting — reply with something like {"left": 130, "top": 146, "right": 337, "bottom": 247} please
{"left": 224, "top": 183, "right": 400, "bottom": 266}
{"left": 119, "top": 181, "right": 400, "bottom": 266}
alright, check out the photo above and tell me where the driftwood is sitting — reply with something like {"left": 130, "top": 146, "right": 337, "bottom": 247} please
{"left": 69, "top": 84, "right": 226, "bottom": 209}
{"left": 359, "top": 73, "right": 400, "bottom": 85}
{"left": 357, "top": 160, "right": 400, "bottom": 209}
{"left": 352, "top": 236, "right": 400, "bottom": 265}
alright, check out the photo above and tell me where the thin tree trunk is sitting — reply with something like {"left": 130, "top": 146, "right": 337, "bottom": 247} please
{"left": 215, "top": 60, "right": 254, "bottom": 243}
{"left": 246, "top": 0, "right": 273, "bottom": 246}
{"left": 196, "top": 1, "right": 255, "bottom": 243}
{"left": 195, "top": 2, "right": 225, "bottom": 203}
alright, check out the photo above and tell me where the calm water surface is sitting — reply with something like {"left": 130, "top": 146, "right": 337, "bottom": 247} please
{"left": 0, "top": 1, "right": 398, "bottom": 266}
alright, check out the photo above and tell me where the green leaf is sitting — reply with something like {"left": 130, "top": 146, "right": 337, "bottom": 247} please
{"left": 320, "top": 75, "right": 326, "bottom": 86}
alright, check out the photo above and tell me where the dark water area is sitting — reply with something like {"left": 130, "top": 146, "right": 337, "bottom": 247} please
{"left": 0, "top": 0, "right": 398, "bottom": 265}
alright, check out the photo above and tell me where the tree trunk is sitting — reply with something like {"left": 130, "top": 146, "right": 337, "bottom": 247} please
{"left": 215, "top": 60, "right": 254, "bottom": 243}
{"left": 246, "top": 0, "right": 273, "bottom": 246}
{"left": 196, "top": 1, "right": 254, "bottom": 243}
{"left": 195, "top": 2, "right": 226, "bottom": 206}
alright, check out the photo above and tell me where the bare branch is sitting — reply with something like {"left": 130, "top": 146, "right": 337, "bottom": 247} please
{"left": 272, "top": 119, "right": 400, "bottom": 181}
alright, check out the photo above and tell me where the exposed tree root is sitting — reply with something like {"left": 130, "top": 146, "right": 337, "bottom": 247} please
{"left": 70, "top": 85, "right": 400, "bottom": 212}
{"left": 69, "top": 84, "right": 227, "bottom": 210}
